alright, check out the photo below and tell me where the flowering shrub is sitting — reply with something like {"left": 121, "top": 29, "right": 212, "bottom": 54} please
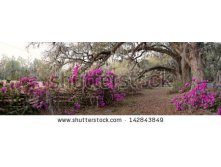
{"left": 0, "top": 64, "right": 126, "bottom": 115}
{"left": 16, "top": 77, "right": 48, "bottom": 110}
{"left": 68, "top": 64, "right": 125, "bottom": 108}
{"left": 64, "top": 102, "right": 81, "bottom": 115}
{"left": 172, "top": 79, "right": 221, "bottom": 115}
{"left": 0, "top": 83, "right": 36, "bottom": 115}
{"left": 68, "top": 64, "right": 80, "bottom": 84}
{"left": 217, "top": 108, "right": 221, "bottom": 115}
{"left": 32, "top": 87, "right": 48, "bottom": 110}
{"left": 1, "top": 86, "right": 7, "bottom": 94}
{"left": 0, "top": 77, "right": 48, "bottom": 114}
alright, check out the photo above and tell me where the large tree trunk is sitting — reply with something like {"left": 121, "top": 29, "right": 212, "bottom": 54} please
{"left": 188, "top": 43, "right": 205, "bottom": 81}
{"left": 178, "top": 43, "right": 205, "bottom": 83}
{"left": 174, "top": 58, "right": 182, "bottom": 82}
{"left": 181, "top": 57, "right": 191, "bottom": 83}
{"left": 178, "top": 43, "right": 192, "bottom": 83}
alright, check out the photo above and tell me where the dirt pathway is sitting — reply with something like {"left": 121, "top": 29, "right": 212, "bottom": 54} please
{"left": 79, "top": 87, "right": 182, "bottom": 115}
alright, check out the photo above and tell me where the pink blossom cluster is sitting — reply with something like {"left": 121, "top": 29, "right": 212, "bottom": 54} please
{"left": 68, "top": 64, "right": 125, "bottom": 108}
{"left": 32, "top": 87, "right": 48, "bottom": 109}
{"left": 17, "top": 77, "right": 48, "bottom": 110}
{"left": 69, "top": 64, "right": 81, "bottom": 84}
{"left": 179, "top": 82, "right": 191, "bottom": 93}
{"left": 83, "top": 68, "right": 103, "bottom": 86}
{"left": 0, "top": 86, "right": 7, "bottom": 94}
{"left": 172, "top": 79, "right": 221, "bottom": 115}
{"left": 17, "top": 77, "right": 38, "bottom": 94}
{"left": 0, "top": 77, "right": 48, "bottom": 110}
{"left": 86, "top": 68, "right": 125, "bottom": 107}
{"left": 113, "top": 92, "right": 125, "bottom": 102}
{"left": 217, "top": 108, "right": 221, "bottom": 115}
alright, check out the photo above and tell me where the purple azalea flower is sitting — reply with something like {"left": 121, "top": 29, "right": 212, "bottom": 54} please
{"left": 74, "top": 102, "right": 81, "bottom": 110}
{"left": 1, "top": 86, "right": 7, "bottom": 94}
{"left": 114, "top": 93, "right": 125, "bottom": 102}
{"left": 69, "top": 64, "right": 81, "bottom": 84}
{"left": 172, "top": 80, "right": 217, "bottom": 111}
{"left": 217, "top": 108, "right": 221, "bottom": 115}
{"left": 10, "top": 82, "right": 15, "bottom": 89}
{"left": 184, "top": 83, "right": 191, "bottom": 87}
{"left": 98, "top": 101, "right": 105, "bottom": 107}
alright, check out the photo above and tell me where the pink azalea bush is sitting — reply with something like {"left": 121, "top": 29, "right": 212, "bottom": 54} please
{"left": 1, "top": 86, "right": 7, "bottom": 94}
{"left": 1, "top": 64, "right": 126, "bottom": 115}
{"left": 172, "top": 78, "right": 221, "bottom": 115}
{"left": 0, "top": 77, "right": 48, "bottom": 111}
{"left": 68, "top": 64, "right": 80, "bottom": 84}
{"left": 68, "top": 64, "right": 125, "bottom": 108}
{"left": 18, "top": 77, "right": 48, "bottom": 110}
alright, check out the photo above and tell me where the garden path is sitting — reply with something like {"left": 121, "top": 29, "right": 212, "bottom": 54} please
{"left": 78, "top": 87, "right": 183, "bottom": 115}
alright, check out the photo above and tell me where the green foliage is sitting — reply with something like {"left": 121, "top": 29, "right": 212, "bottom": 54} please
{"left": 30, "top": 58, "right": 51, "bottom": 81}
{"left": 4, "top": 59, "right": 21, "bottom": 80}
{"left": 145, "top": 54, "right": 174, "bottom": 67}
{"left": 0, "top": 55, "right": 51, "bottom": 81}
{"left": 203, "top": 43, "right": 221, "bottom": 80}
{"left": 168, "top": 81, "right": 184, "bottom": 94}
{"left": 108, "top": 59, "right": 131, "bottom": 75}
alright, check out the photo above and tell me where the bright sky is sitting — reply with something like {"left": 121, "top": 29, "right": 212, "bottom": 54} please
{"left": 0, "top": 42, "right": 46, "bottom": 61}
